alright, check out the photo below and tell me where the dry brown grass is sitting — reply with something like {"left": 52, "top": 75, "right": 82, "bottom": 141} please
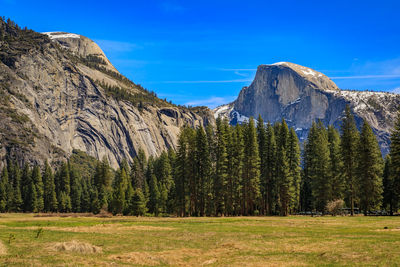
{"left": 50, "top": 240, "right": 102, "bottom": 254}
{"left": 11, "top": 223, "right": 175, "bottom": 234}
{"left": 0, "top": 241, "right": 7, "bottom": 255}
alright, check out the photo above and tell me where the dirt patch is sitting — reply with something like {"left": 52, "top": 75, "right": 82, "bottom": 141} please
{"left": 110, "top": 248, "right": 201, "bottom": 266}
{"left": 50, "top": 240, "right": 102, "bottom": 254}
{"left": 0, "top": 241, "right": 7, "bottom": 255}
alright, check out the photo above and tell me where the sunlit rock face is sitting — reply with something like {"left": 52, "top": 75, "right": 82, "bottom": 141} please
{"left": 214, "top": 62, "right": 400, "bottom": 155}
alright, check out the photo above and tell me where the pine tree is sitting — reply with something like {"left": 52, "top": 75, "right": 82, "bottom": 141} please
{"left": 9, "top": 162, "right": 23, "bottom": 212}
{"left": 257, "top": 115, "right": 268, "bottom": 215}
{"left": 357, "top": 121, "right": 383, "bottom": 215}
{"left": 80, "top": 178, "right": 91, "bottom": 213}
{"left": 111, "top": 166, "right": 129, "bottom": 215}
{"left": 327, "top": 126, "right": 344, "bottom": 200}
{"left": 340, "top": 105, "right": 359, "bottom": 215}
{"left": 214, "top": 118, "right": 228, "bottom": 215}
{"left": 93, "top": 157, "right": 113, "bottom": 210}
{"left": 195, "top": 126, "right": 211, "bottom": 216}
{"left": 265, "top": 122, "right": 277, "bottom": 215}
{"left": 0, "top": 167, "right": 8, "bottom": 212}
{"left": 242, "top": 117, "right": 261, "bottom": 215}
{"left": 382, "top": 155, "right": 396, "bottom": 215}
{"left": 148, "top": 170, "right": 160, "bottom": 216}
{"left": 205, "top": 124, "right": 216, "bottom": 216}
{"left": 287, "top": 127, "right": 301, "bottom": 213}
{"left": 231, "top": 124, "right": 244, "bottom": 215}
{"left": 32, "top": 165, "right": 44, "bottom": 212}
{"left": 275, "top": 120, "right": 293, "bottom": 215}
{"left": 57, "top": 162, "right": 71, "bottom": 212}
{"left": 43, "top": 161, "right": 58, "bottom": 212}
{"left": 69, "top": 164, "right": 82, "bottom": 212}
{"left": 130, "top": 189, "right": 147, "bottom": 216}
{"left": 22, "top": 164, "right": 36, "bottom": 212}
{"left": 390, "top": 109, "right": 400, "bottom": 215}
{"left": 311, "top": 122, "right": 332, "bottom": 212}
{"left": 175, "top": 127, "right": 189, "bottom": 216}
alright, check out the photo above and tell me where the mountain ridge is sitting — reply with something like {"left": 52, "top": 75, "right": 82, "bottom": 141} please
{"left": 214, "top": 62, "right": 400, "bottom": 155}
{"left": 0, "top": 19, "right": 214, "bottom": 168}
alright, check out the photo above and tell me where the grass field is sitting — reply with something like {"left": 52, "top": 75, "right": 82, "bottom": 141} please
{"left": 0, "top": 214, "right": 399, "bottom": 266}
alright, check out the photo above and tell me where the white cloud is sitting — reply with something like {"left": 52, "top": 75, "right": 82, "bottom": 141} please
{"left": 161, "top": 78, "right": 252, "bottom": 84}
{"left": 331, "top": 74, "right": 400, "bottom": 79}
{"left": 185, "top": 96, "right": 236, "bottom": 109}
{"left": 392, "top": 87, "right": 400, "bottom": 94}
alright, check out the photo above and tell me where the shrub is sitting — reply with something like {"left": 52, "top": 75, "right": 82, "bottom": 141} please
{"left": 326, "top": 199, "right": 345, "bottom": 216}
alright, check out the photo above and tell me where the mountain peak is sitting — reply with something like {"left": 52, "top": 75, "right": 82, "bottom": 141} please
{"left": 257, "top": 62, "right": 339, "bottom": 92}
{"left": 42, "top": 31, "right": 117, "bottom": 72}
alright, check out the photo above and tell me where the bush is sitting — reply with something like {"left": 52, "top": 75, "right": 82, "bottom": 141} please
{"left": 326, "top": 199, "right": 345, "bottom": 216}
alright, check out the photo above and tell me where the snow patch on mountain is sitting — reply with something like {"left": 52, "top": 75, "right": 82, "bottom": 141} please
{"left": 42, "top": 32, "right": 81, "bottom": 39}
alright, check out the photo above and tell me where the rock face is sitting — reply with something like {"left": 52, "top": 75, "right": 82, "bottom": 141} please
{"left": 0, "top": 23, "right": 213, "bottom": 168}
{"left": 214, "top": 62, "right": 400, "bottom": 155}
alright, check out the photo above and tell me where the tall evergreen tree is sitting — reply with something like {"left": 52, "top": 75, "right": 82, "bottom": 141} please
{"left": 111, "top": 166, "right": 129, "bottom": 215}
{"left": 257, "top": 115, "right": 268, "bottom": 215}
{"left": 21, "top": 164, "right": 36, "bottom": 212}
{"left": 287, "top": 128, "right": 301, "bottom": 213}
{"left": 69, "top": 164, "right": 82, "bottom": 212}
{"left": 382, "top": 155, "right": 396, "bottom": 215}
{"left": 340, "top": 105, "right": 359, "bottom": 215}
{"left": 214, "top": 118, "right": 228, "bottom": 215}
{"left": 32, "top": 165, "right": 44, "bottom": 212}
{"left": 0, "top": 167, "right": 8, "bottom": 212}
{"left": 195, "top": 126, "right": 211, "bottom": 216}
{"left": 327, "top": 126, "right": 344, "bottom": 200}
{"left": 390, "top": 109, "right": 400, "bottom": 214}
{"left": 57, "top": 162, "right": 71, "bottom": 212}
{"left": 231, "top": 124, "right": 244, "bottom": 215}
{"left": 175, "top": 127, "right": 189, "bottom": 216}
{"left": 357, "top": 121, "right": 383, "bottom": 215}
{"left": 43, "top": 161, "right": 58, "bottom": 212}
{"left": 9, "top": 161, "right": 23, "bottom": 212}
{"left": 242, "top": 118, "right": 261, "bottom": 215}
{"left": 265, "top": 122, "right": 277, "bottom": 215}
{"left": 311, "top": 122, "right": 332, "bottom": 212}
{"left": 130, "top": 188, "right": 147, "bottom": 216}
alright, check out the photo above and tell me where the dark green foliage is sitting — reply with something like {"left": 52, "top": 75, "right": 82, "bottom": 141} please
{"left": 327, "top": 126, "right": 344, "bottom": 200}
{"left": 340, "top": 105, "right": 360, "bottom": 215}
{"left": 130, "top": 189, "right": 147, "bottom": 216}
{"left": 242, "top": 117, "right": 261, "bottom": 215}
{"left": 0, "top": 110, "right": 393, "bottom": 216}
{"left": 389, "top": 109, "right": 400, "bottom": 214}
{"left": 382, "top": 155, "right": 396, "bottom": 215}
{"left": 357, "top": 121, "right": 383, "bottom": 214}
{"left": 43, "top": 161, "right": 58, "bottom": 212}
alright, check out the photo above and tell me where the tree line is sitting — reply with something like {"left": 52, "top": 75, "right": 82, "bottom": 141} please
{"left": 1, "top": 105, "right": 400, "bottom": 216}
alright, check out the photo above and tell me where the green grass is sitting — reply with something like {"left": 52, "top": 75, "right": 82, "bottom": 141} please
{"left": 0, "top": 214, "right": 399, "bottom": 266}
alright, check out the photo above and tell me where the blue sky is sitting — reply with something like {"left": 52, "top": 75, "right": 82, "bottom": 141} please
{"left": 2, "top": 0, "right": 400, "bottom": 108}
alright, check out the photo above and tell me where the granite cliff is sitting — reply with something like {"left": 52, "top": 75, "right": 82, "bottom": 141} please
{"left": 214, "top": 62, "right": 400, "bottom": 155}
{"left": 0, "top": 19, "right": 213, "bottom": 168}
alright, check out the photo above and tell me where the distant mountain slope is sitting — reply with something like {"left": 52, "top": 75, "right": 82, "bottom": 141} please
{"left": 0, "top": 19, "right": 213, "bottom": 168}
{"left": 214, "top": 62, "right": 400, "bottom": 155}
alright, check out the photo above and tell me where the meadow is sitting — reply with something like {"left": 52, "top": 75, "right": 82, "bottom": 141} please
{"left": 0, "top": 214, "right": 399, "bottom": 266}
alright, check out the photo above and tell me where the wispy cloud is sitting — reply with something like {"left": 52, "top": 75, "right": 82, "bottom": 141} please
{"left": 94, "top": 39, "right": 140, "bottom": 52}
{"left": 392, "top": 87, "right": 400, "bottom": 94}
{"left": 160, "top": 2, "right": 186, "bottom": 13}
{"left": 185, "top": 96, "right": 236, "bottom": 109}
{"left": 160, "top": 78, "right": 253, "bottom": 84}
{"left": 331, "top": 74, "right": 400, "bottom": 79}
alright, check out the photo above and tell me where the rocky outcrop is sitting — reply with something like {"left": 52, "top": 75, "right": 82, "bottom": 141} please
{"left": 215, "top": 62, "right": 400, "bottom": 155}
{"left": 0, "top": 23, "right": 213, "bottom": 168}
